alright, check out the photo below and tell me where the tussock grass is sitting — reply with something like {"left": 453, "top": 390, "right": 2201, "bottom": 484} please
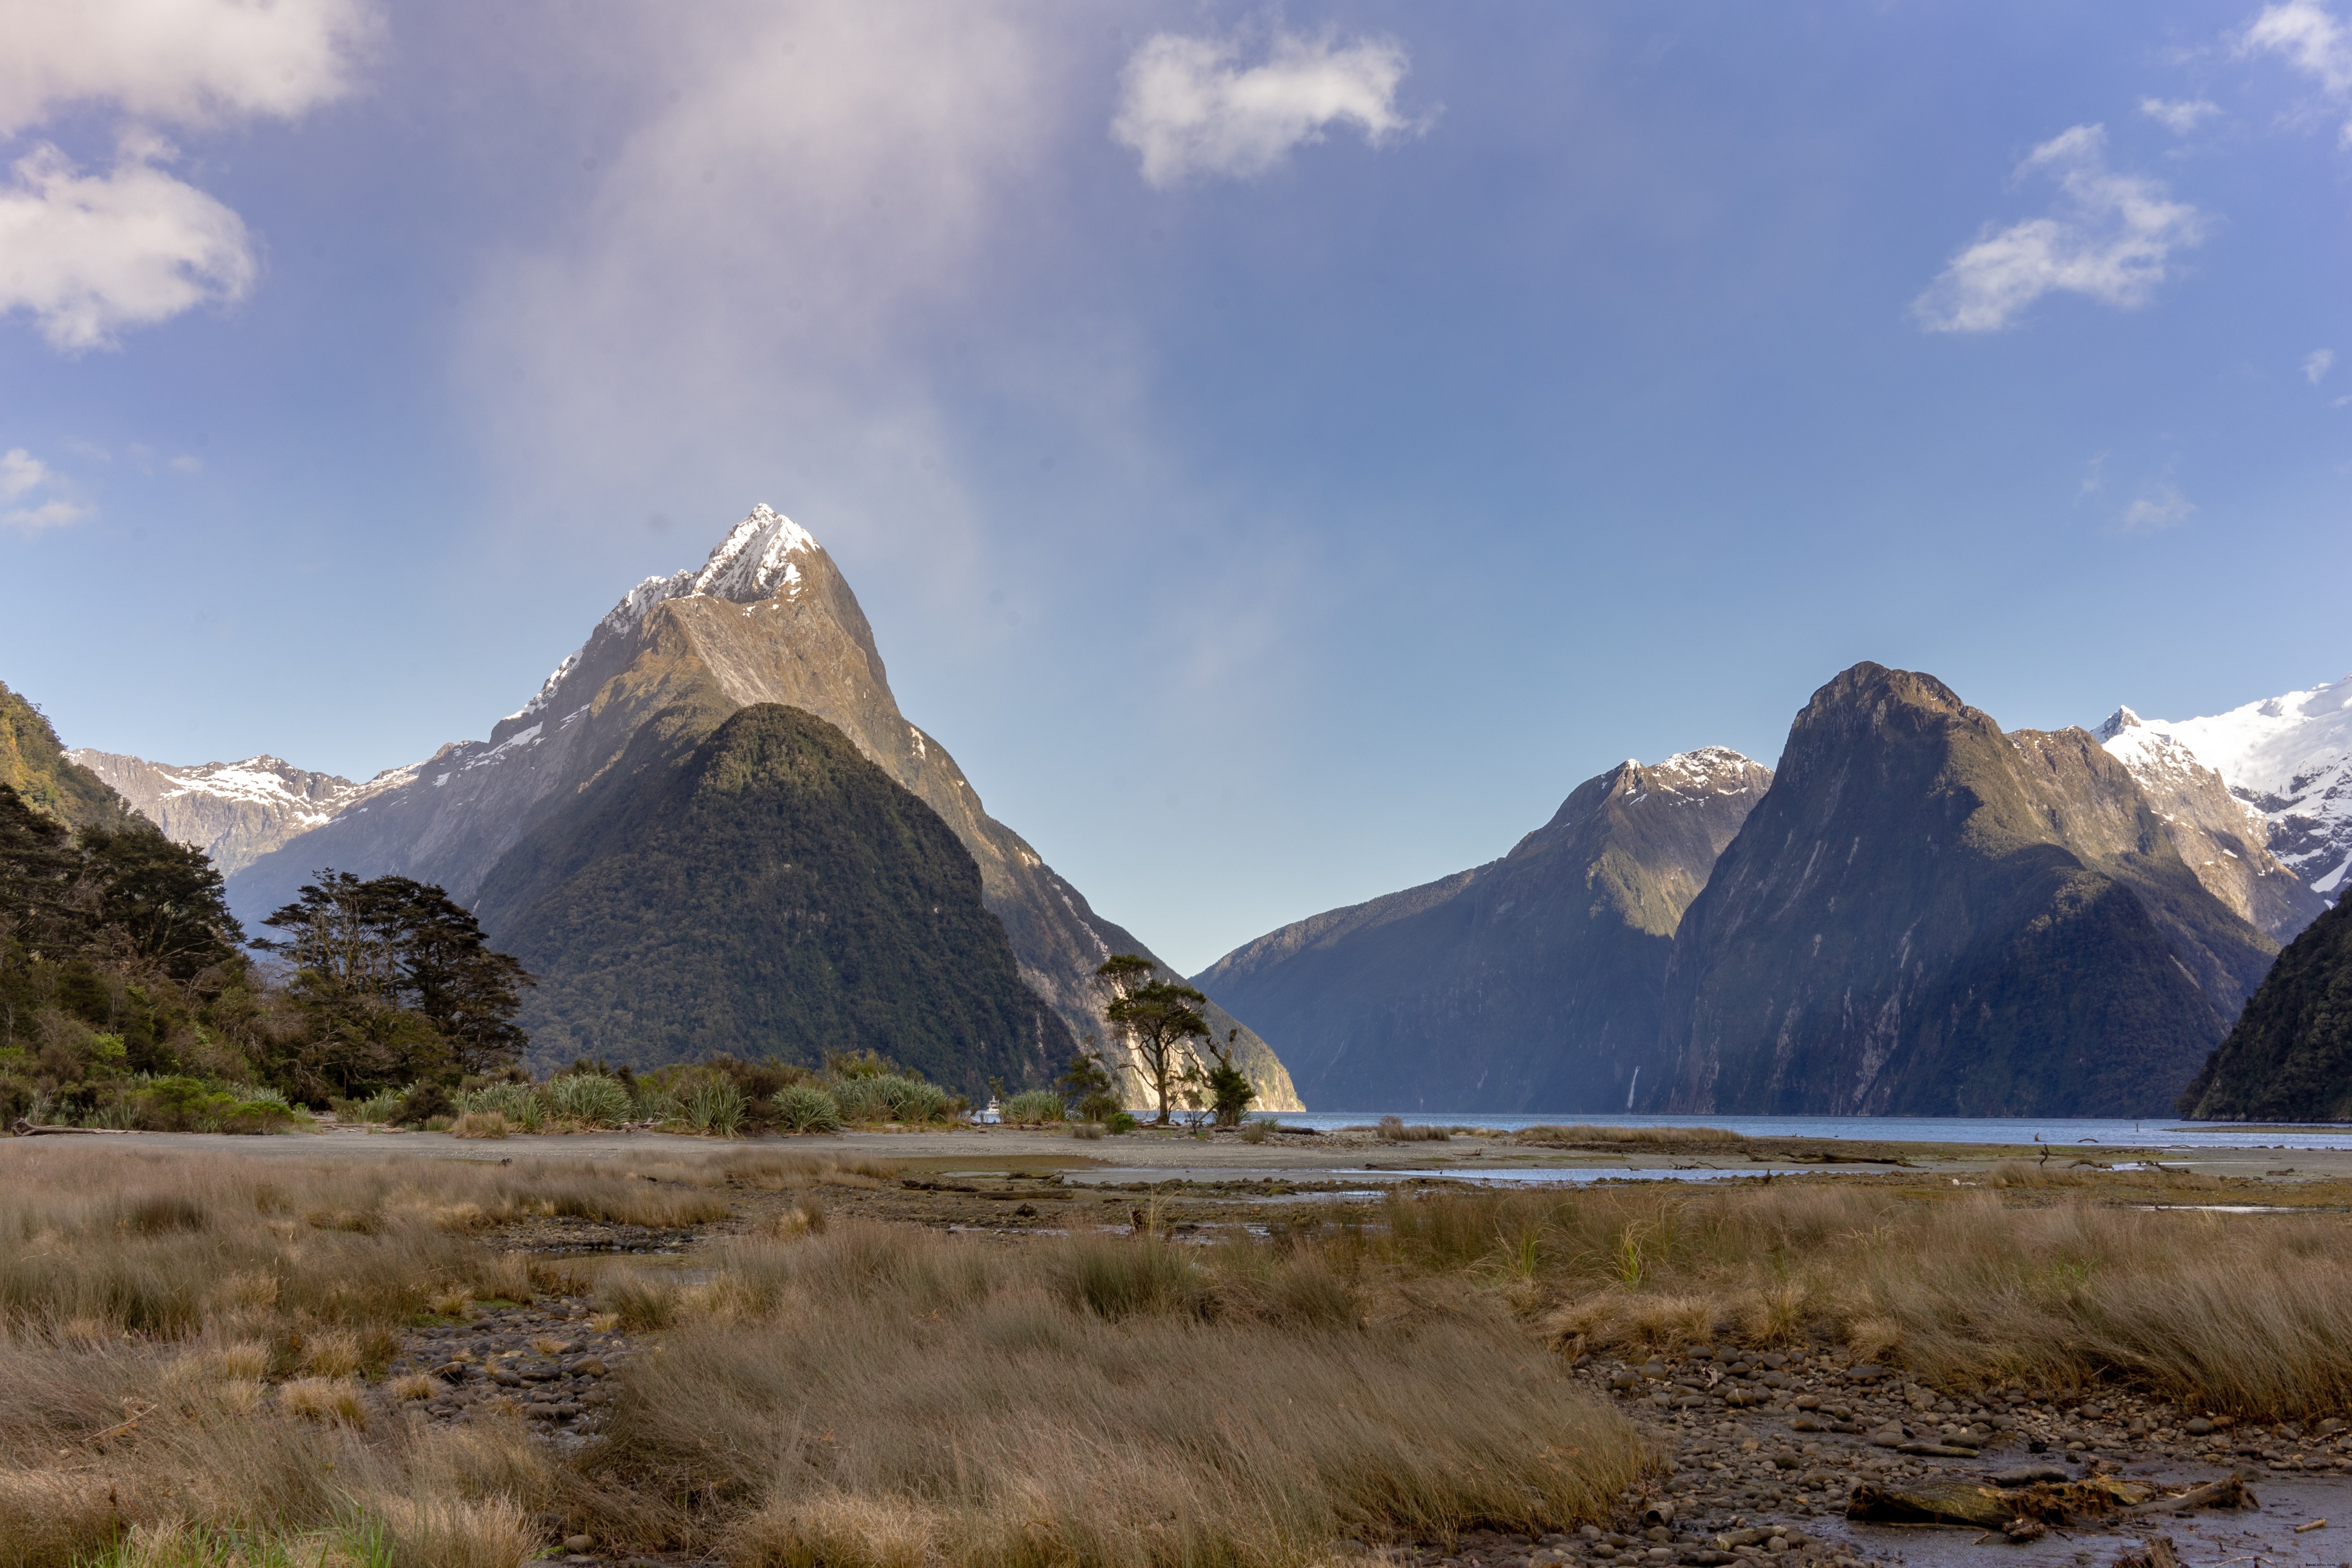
{"left": 1369, "top": 1180, "right": 2352, "bottom": 1418}
{"left": 1512, "top": 1124, "right": 1746, "bottom": 1147}
{"left": 1377, "top": 1116, "right": 1451, "bottom": 1142}
{"left": 600, "top": 1222, "right": 1642, "bottom": 1564}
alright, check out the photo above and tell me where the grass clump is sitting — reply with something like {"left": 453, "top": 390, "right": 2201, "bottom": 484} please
{"left": 1377, "top": 1115, "right": 1451, "bottom": 1142}
{"left": 769, "top": 1083, "right": 842, "bottom": 1133}
{"left": 1000, "top": 1088, "right": 1064, "bottom": 1124}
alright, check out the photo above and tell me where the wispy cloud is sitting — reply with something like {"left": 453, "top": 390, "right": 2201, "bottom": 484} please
{"left": 2243, "top": 0, "right": 2352, "bottom": 142}
{"left": 1912, "top": 125, "right": 2208, "bottom": 334}
{"left": 2140, "top": 97, "right": 2220, "bottom": 134}
{"left": 0, "top": 447, "right": 92, "bottom": 532}
{"left": 1112, "top": 28, "right": 1427, "bottom": 187}
{"left": 0, "top": 133, "right": 256, "bottom": 351}
{"left": 2307, "top": 347, "right": 2336, "bottom": 383}
{"left": 0, "top": 0, "right": 374, "bottom": 352}
{"left": 2123, "top": 480, "right": 2196, "bottom": 532}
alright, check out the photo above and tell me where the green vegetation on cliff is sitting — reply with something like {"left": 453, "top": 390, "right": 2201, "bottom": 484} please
{"left": 0, "top": 678, "right": 132, "bottom": 830}
{"left": 2180, "top": 891, "right": 2352, "bottom": 1121}
{"left": 474, "top": 703, "right": 1074, "bottom": 1092}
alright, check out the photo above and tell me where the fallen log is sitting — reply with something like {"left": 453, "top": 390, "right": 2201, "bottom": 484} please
{"left": 10, "top": 1119, "right": 140, "bottom": 1137}
{"left": 2115, "top": 1475, "right": 2255, "bottom": 1517}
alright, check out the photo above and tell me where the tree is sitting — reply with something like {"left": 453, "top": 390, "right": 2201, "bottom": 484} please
{"left": 1094, "top": 953, "right": 1210, "bottom": 1127}
{"left": 258, "top": 871, "right": 535, "bottom": 1083}
{"left": 1197, "top": 1027, "right": 1257, "bottom": 1128}
{"left": 73, "top": 818, "right": 244, "bottom": 986}
{"left": 1059, "top": 1033, "right": 1120, "bottom": 1122}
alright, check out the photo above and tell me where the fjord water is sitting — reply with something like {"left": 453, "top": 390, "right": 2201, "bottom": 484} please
{"left": 1273, "top": 1113, "right": 2352, "bottom": 1149}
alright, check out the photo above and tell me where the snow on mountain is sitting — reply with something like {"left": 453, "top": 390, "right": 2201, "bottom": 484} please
{"left": 2098, "top": 672, "right": 2352, "bottom": 898}
{"left": 65, "top": 750, "right": 411, "bottom": 875}
{"left": 506, "top": 504, "right": 815, "bottom": 725}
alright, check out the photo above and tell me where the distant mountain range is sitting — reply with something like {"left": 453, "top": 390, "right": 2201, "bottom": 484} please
{"left": 1200, "top": 662, "right": 2344, "bottom": 1117}
{"left": 78, "top": 507, "right": 1300, "bottom": 1108}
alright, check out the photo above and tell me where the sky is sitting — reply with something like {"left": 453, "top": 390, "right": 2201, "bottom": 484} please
{"left": 4, "top": 0, "right": 2351, "bottom": 975}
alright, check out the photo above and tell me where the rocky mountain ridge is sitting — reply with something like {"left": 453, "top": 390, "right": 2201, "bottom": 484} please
{"left": 62, "top": 751, "right": 409, "bottom": 875}
{"left": 1195, "top": 746, "right": 1772, "bottom": 1112}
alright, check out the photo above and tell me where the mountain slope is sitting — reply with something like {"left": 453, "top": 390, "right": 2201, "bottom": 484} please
{"left": 1195, "top": 748, "right": 1771, "bottom": 1112}
{"left": 474, "top": 704, "right": 1074, "bottom": 1088}
{"left": 2094, "top": 708, "right": 2328, "bottom": 942}
{"left": 0, "top": 679, "right": 131, "bottom": 830}
{"left": 65, "top": 751, "right": 395, "bottom": 875}
{"left": 2178, "top": 889, "right": 2352, "bottom": 1121}
{"left": 224, "top": 506, "right": 1298, "bottom": 1110}
{"left": 1657, "top": 663, "right": 2278, "bottom": 1117}
{"left": 2107, "top": 674, "right": 2352, "bottom": 901}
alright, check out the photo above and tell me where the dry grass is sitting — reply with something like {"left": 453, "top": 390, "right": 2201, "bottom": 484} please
{"left": 1512, "top": 1125, "right": 1747, "bottom": 1147}
{"left": 1364, "top": 1179, "right": 2352, "bottom": 1418}
{"left": 1376, "top": 1116, "right": 1451, "bottom": 1142}
{"left": 451, "top": 1112, "right": 511, "bottom": 1140}
{"left": 600, "top": 1222, "right": 1643, "bottom": 1566}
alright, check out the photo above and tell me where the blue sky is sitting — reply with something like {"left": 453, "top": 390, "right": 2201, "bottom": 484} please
{"left": 5, "top": 0, "right": 2350, "bottom": 972}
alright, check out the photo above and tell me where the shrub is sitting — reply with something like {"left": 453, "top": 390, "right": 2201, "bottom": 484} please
{"left": 1240, "top": 1119, "right": 1273, "bottom": 1144}
{"left": 451, "top": 1111, "right": 510, "bottom": 1140}
{"left": 395, "top": 1082, "right": 456, "bottom": 1126}
{"left": 1077, "top": 1090, "right": 1123, "bottom": 1124}
{"left": 686, "top": 1077, "right": 746, "bottom": 1136}
{"left": 772, "top": 1083, "right": 842, "bottom": 1133}
{"left": 341, "top": 1088, "right": 406, "bottom": 1125}
{"left": 632, "top": 1083, "right": 679, "bottom": 1124}
{"left": 1070, "top": 1121, "right": 1106, "bottom": 1141}
{"left": 546, "top": 1072, "right": 633, "bottom": 1126}
{"left": 1106, "top": 1111, "right": 1139, "bottom": 1133}
{"left": 1001, "top": 1088, "right": 1063, "bottom": 1124}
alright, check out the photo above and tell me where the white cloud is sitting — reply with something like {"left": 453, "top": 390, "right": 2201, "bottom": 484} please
{"left": 2140, "top": 97, "right": 2220, "bottom": 134}
{"left": 0, "top": 0, "right": 375, "bottom": 135}
{"left": 0, "top": 0, "right": 371, "bottom": 352}
{"left": 1112, "top": 28, "right": 1424, "bottom": 186}
{"left": 0, "top": 447, "right": 92, "bottom": 532}
{"left": 2123, "top": 482, "right": 2196, "bottom": 531}
{"left": 0, "top": 135, "right": 257, "bottom": 352}
{"left": 169, "top": 453, "right": 202, "bottom": 474}
{"left": 2244, "top": 0, "right": 2352, "bottom": 140}
{"left": 2307, "top": 347, "right": 2336, "bottom": 382}
{"left": 1912, "top": 125, "right": 2208, "bottom": 334}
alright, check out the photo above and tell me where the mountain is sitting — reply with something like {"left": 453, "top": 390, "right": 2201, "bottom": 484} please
{"left": 472, "top": 704, "right": 1074, "bottom": 1092}
{"left": 1194, "top": 748, "right": 1771, "bottom": 1113}
{"left": 63, "top": 752, "right": 400, "bottom": 875}
{"left": 0, "top": 679, "right": 131, "bottom": 830}
{"left": 217, "top": 506, "right": 1298, "bottom": 1105}
{"left": 1656, "top": 663, "right": 2281, "bottom": 1117}
{"left": 2178, "top": 888, "right": 2352, "bottom": 1121}
{"left": 2095, "top": 708, "right": 2331, "bottom": 942}
{"left": 2100, "top": 675, "right": 2352, "bottom": 903}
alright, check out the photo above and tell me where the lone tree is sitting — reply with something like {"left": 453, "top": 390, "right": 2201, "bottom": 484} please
{"left": 1094, "top": 953, "right": 1210, "bottom": 1127}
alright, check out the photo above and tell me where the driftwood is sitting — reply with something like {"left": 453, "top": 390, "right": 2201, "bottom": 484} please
{"left": 1851, "top": 1472, "right": 2257, "bottom": 1532}
{"left": 10, "top": 1119, "right": 140, "bottom": 1137}
{"left": 1849, "top": 1476, "right": 2150, "bottom": 1528}
{"left": 2113, "top": 1537, "right": 2183, "bottom": 1568}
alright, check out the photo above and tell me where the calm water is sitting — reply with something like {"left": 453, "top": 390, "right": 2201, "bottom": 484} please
{"left": 1257, "top": 1112, "right": 2352, "bottom": 1150}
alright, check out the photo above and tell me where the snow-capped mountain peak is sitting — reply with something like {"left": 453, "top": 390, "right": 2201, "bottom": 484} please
{"left": 2098, "top": 672, "right": 2352, "bottom": 898}
{"left": 508, "top": 505, "right": 822, "bottom": 724}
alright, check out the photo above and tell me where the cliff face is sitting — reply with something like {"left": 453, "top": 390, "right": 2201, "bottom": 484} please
{"left": 1655, "top": 664, "right": 2278, "bottom": 1117}
{"left": 226, "top": 508, "right": 1299, "bottom": 1110}
{"left": 1196, "top": 748, "right": 1770, "bottom": 1112}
